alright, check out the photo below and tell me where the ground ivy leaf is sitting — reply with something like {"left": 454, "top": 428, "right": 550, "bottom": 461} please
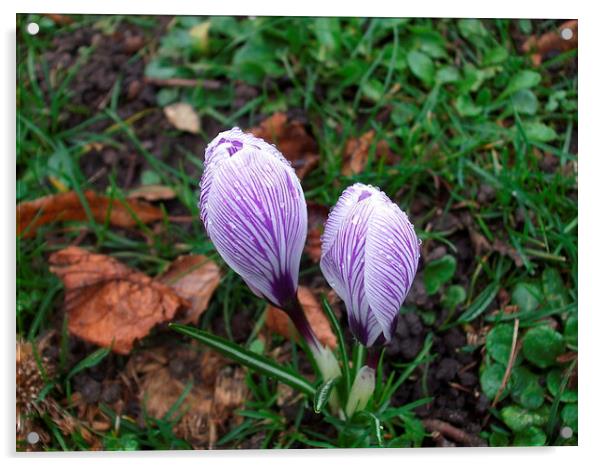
{"left": 522, "top": 122, "right": 558, "bottom": 143}
{"left": 435, "top": 65, "right": 460, "bottom": 84}
{"left": 480, "top": 363, "right": 510, "bottom": 400}
{"left": 511, "top": 89, "right": 539, "bottom": 115}
{"left": 486, "top": 323, "right": 514, "bottom": 365}
{"left": 563, "top": 314, "right": 577, "bottom": 348}
{"left": 511, "top": 282, "right": 543, "bottom": 313}
{"left": 522, "top": 325, "right": 565, "bottom": 369}
{"left": 546, "top": 369, "right": 578, "bottom": 402}
{"left": 423, "top": 255, "right": 456, "bottom": 295}
{"left": 513, "top": 426, "right": 547, "bottom": 446}
{"left": 455, "top": 94, "right": 482, "bottom": 117}
{"left": 503, "top": 70, "right": 542, "bottom": 97}
{"left": 489, "top": 431, "right": 510, "bottom": 447}
{"left": 501, "top": 405, "right": 547, "bottom": 432}
{"left": 511, "top": 366, "right": 545, "bottom": 410}
{"left": 441, "top": 284, "right": 466, "bottom": 310}
{"left": 561, "top": 403, "right": 578, "bottom": 432}
{"left": 407, "top": 50, "right": 435, "bottom": 85}
{"left": 542, "top": 268, "right": 568, "bottom": 309}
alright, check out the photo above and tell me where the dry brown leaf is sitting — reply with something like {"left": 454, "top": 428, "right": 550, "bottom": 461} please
{"left": 164, "top": 102, "right": 200, "bottom": 134}
{"left": 17, "top": 190, "right": 164, "bottom": 238}
{"left": 492, "top": 238, "right": 524, "bottom": 268}
{"left": 522, "top": 20, "right": 578, "bottom": 66}
{"left": 127, "top": 184, "right": 177, "bottom": 202}
{"left": 304, "top": 201, "right": 330, "bottom": 263}
{"left": 342, "top": 130, "right": 390, "bottom": 176}
{"left": 249, "top": 112, "right": 319, "bottom": 179}
{"left": 49, "top": 246, "right": 188, "bottom": 354}
{"left": 132, "top": 347, "right": 245, "bottom": 449}
{"left": 159, "top": 255, "right": 221, "bottom": 325}
{"left": 265, "top": 286, "right": 336, "bottom": 349}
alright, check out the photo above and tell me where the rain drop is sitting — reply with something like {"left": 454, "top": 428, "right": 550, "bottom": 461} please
{"left": 351, "top": 215, "right": 359, "bottom": 225}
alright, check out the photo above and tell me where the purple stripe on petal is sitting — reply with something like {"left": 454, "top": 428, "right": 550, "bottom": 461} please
{"left": 364, "top": 195, "right": 420, "bottom": 342}
{"left": 204, "top": 146, "right": 307, "bottom": 308}
{"left": 320, "top": 182, "right": 420, "bottom": 347}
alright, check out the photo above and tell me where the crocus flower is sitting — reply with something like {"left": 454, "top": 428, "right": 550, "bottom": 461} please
{"left": 200, "top": 127, "right": 341, "bottom": 387}
{"left": 320, "top": 183, "right": 420, "bottom": 348}
{"left": 199, "top": 127, "right": 307, "bottom": 310}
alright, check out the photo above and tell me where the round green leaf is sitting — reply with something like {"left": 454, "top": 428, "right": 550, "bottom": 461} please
{"left": 522, "top": 325, "right": 565, "bottom": 369}
{"left": 513, "top": 426, "right": 547, "bottom": 446}
{"left": 407, "top": 50, "right": 435, "bottom": 85}
{"left": 480, "top": 363, "right": 510, "bottom": 400}
{"left": 522, "top": 122, "right": 558, "bottom": 143}
{"left": 511, "top": 282, "right": 543, "bottom": 313}
{"left": 563, "top": 315, "right": 577, "bottom": 349}
{"left": 541, "top": 268, "right": 568, "bottom": 309}
{"left": 455, "top": 94, "right": 482, "bottom": 117}
{"left": 504, "top": 70, "right": 542, "bottom": 96}
{"left": 511, "top": 90, "right": 538, "bottom": 115}
{"left": 510, "top": 366, "right": 545, "bottom": 409}
{"left": 423, "top": 255, "right": 456, "bottom": 295}
{"left": 441, "top": 284, "right": 466, "bottom": 310}
{"left": 435, "top": 66, "right": 460, "bottom": 84}
{"left": 486, "top": 324, "right": 514, "bottom": 365}
{"left": 561, "top": 403, "right": 578, "bottom": 432}
{"left": 489, "top": 431, "right": 510, "bottom": 447}
{"left": 546, "top": 369, "right": 577, "bottom": 403}
{"left": 501, "top": 405, "right": 546, "bottom": 432}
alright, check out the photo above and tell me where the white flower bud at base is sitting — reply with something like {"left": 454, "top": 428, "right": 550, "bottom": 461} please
{"left": 345, "top": 366, "right": 375, "bottom": 418}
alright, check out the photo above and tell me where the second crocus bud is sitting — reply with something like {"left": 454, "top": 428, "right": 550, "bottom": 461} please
{"left": 320, "top": 183, "right": 421, "bottom": 348}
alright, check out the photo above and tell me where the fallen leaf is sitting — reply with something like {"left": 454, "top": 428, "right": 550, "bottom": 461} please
{"left": 17, "top": 190, "right": 164, "bottom": 238}
{"left": 492, "top": 238, "right": 524, "bottom": 268}
{"left": 130, "top": 346, "right": 245, "bottom": 449}
{"left": 212, "top": 366, "right": 247, "bottom": 422}
{"left": 522, "top": 20, "right": 578, "bottom": 66}
{"left": 342, "top": 130, "right": 391, "bottom": 176}
{"left": 159, "top": 255, "right": 221, "bottom": 325}
{"left": 49, "top": 247, "right": 188, "bottom": 354}
{"left": 43, "top": 14, "right": 74, "bottom": 25}
{"left": 164, "top": 102, "right": 200, "bottom": 134}
{"left": 127, "top": 185, "right": 177, "bottom": 202}
{"left": 304, "top": 201, "right": 330, "bottom": 263}
{"left": 266, "top": 286, "right": 336, "bottom": 349}
{"left": 249, "top": 112, "right": 319, "bottom": 179}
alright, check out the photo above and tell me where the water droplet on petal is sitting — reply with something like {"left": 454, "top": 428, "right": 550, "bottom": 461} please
{"left": 351, "top": 215, "right": 359, "bottom": 225}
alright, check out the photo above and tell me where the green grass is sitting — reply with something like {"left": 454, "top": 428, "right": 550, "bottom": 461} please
{"left": 17, "top": 14, "right": 577, "bottom": 449}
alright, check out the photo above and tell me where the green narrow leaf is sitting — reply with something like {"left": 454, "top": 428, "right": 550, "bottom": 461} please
{"left": 170, "top": 324, "right": 316, "bottom": 397}
{"left": 321, "top": 296, "right": 351, "bottom": 395}
{"left": 314, "top": 377, "right": 338, "bottom": 413}
{"left": 66, "top": 346, "right": 111, "bottom": 380}
{"left": 457, "top": 282, "right": 499, "bottom": 322}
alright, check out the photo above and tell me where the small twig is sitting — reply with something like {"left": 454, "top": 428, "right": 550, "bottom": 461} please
{"left": 423, "top": 419, "right": 487, "bottom": 447}
{"left": 491, "top": 318, "right": 520, "bottom": 409}
{"left": 144, "top": 77, "right": 222, "bottom": 90}
{"left": 483, "top": 318, "right": 520, "bottom": 425}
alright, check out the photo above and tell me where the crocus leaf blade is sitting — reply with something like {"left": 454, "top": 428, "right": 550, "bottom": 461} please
{"left": 313, "top": 377, "right": 338, "bottom": 413}
{"left": 169, "top": 324, "right": 315, "bottom": 397}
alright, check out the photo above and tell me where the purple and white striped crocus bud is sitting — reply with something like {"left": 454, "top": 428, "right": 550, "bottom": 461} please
{"left": 320, "top": 183, "right": 421, "bottom": 348}
{"left": 199, "top": 127, "right": 307, "bottom": 311}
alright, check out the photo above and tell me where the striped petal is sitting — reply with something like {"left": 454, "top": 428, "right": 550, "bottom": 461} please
{"left": 200, "top": 129, "right": 307, "bottom": 308}
{"left": 364, "top": 193, "right": 421, "bottom": 342}
{"left": 320, "top": 183, "right": 420, "bottom": 347}
{"left": 320, "top": 187, "right": 384, "bottom": 346}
